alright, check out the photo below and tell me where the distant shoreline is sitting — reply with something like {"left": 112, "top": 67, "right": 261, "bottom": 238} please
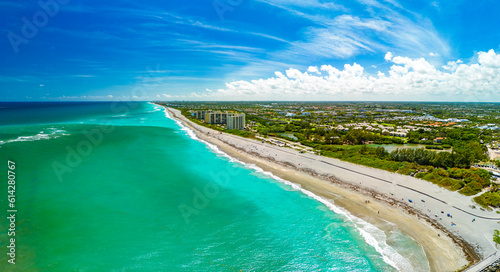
{"left": 157, "top": 104, "right": 492, "bottom": 272}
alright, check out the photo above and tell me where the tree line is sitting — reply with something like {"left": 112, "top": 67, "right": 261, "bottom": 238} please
{"left": 390, "top": 141, "right": 488, "bottom": 169}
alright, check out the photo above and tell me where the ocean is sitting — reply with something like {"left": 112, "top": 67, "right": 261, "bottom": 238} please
{"left": 0, "top": 102, "right": 429, "bottom": 271}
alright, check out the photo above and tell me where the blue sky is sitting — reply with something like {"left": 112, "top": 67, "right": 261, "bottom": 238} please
{"left": 1, "top": 0, "right": 500, "bottom": 101}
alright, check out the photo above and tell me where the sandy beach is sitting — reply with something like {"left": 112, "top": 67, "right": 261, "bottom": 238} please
{"left": 162, "top": 106, "right": 500, "bottom": 272}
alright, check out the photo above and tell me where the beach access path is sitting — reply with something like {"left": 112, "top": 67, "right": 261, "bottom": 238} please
{"left": 165, "top": 107, "right": 500, "bottom": 271}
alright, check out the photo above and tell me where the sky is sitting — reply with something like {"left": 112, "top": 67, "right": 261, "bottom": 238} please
{"left": 1, "top": 0, "right": 500, "bottom": 102}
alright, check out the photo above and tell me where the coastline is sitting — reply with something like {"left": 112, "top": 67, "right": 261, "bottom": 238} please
{"left": 159, "top": 105, "right": 490, "bottom": 272}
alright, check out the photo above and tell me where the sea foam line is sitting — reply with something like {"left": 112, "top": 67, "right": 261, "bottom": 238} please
{"left": 162, "top": 107, "right": 418, "bottom": 272}
{"left": 0, "top": 128, "right": 69, "bottom": 146}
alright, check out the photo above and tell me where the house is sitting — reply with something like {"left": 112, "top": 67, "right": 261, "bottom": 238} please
{"left": 336, "top": 125, "right": 349, "bottom": 131}
{"left": 434, "top": 137, "right": 444, "bottom": 143}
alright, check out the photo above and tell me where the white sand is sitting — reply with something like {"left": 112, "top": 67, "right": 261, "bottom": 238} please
{"left": 164, "top": 106, "right": 500, "bottom": 271}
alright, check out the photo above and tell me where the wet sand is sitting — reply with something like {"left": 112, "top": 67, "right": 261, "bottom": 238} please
{"left": 161, "top": 105, "right": 498, "bottom": 272}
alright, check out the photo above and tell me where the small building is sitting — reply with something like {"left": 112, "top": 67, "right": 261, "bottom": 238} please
{"left": 434, "top": 137, "right": 444, "bottom": 143}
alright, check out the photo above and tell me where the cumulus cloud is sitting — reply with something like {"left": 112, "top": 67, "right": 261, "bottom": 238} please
{"left": 307, "top": 66, "right": 320, "bottom": 74}
{"left": 384, "top": 52, "right": 393, "bottom": 61}
{"left": 196, "top": 49, "right": 500, "bottom": 101}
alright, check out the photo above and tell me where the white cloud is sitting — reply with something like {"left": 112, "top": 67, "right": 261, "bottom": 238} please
{"left": 385, "top": 52, "right": 393, "bottom": 61}
{"left": 307, "top": 66, "right": 320, "bottom": 74}
{"left": 196, "top": 50, "right": 500, "bottom": 101}
{"left": 283, "top": 27, "right": 380, "bottom": 59}
{"left": 478, "top": 49, "right": 500, "bottom": 68}
{"left": 257, "top": 0, "right": 450, "bottom": 61}
{"left": 442, "top": 60, "right": 463, "bottom": 72}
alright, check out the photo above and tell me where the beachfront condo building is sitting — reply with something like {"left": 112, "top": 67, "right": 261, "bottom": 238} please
{"left": 201, "top": 111, "right": 246, "bottom": 130}
{"left": 193, "top": 110, "right": 209, "bottom": 120}
{"left": 227, "top": 114, "right": 246, "bottom": 130}
{"left": 205, "top": 112, "right": 235, "bottom": 124}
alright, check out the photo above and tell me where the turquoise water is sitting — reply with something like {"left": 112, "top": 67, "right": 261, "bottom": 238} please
{"left": 0, "top": 102, "right": 429, "bottom": 271}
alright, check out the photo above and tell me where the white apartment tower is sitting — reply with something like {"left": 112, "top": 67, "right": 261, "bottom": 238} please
{"left": 227, "top": 114, "right": 246, "bottom": 130}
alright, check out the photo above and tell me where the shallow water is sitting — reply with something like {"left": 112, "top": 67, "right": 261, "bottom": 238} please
{"left": 0, "top": 102, "right": 429, "bottom": 271}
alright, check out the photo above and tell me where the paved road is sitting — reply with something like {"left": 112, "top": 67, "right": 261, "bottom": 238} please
{"left": 211, "top": 126, "right": 500, "bottom": 272}
{"left": 221, "top": 132, "right": 500, "bottom": 220}
{"left": 166, "top": 106, "right": 500, "bottom": 271}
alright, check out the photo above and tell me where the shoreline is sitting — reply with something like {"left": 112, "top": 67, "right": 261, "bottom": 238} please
{"left": 159, "top": 105, "right": 488, "bottom": 272}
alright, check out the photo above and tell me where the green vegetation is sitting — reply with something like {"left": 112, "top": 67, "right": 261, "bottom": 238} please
{"left": 226, "top": 129, "right": 255, "bottom": 138}
{"left": 425, "top": 145, "right": 444, "bottom": 150}
{"left": 158, "top": 101, "right": 500, "bottom": 207}
{"left": 390, "top": 142, "right": 487, "bottom": 169}
{"left": 178, "top": 108, "right": 256, "bottom": 138}
{"left": 493, "top": 230, "right": 500, "bottom": 248}
{"left": 475, "top": 191, "right": 500, "bottom": 208}
{"left": 313, "top": 144, "right": 491, "bottom": 195}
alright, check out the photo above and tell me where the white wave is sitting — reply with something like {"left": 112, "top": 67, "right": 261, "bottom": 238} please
{"left": 161, "top": 107, "right": 239, "bottom": 161}
{"left": 0, "top": 129, "right": 69, "bottom": 146}
{"left": 49, "top": 128, "right": 70, "bottom": 135}
{"left": 148, "top": 102, "right": 164, "bottom": 113}
{"left": 163, "top": 107, "right": 419, "bottom": 271}
{"left": 242, "top": 162, "right": 414, "bottom": 271}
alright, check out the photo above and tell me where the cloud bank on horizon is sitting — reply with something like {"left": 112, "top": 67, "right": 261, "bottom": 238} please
{"left": 195, "top": 49, "right": 500, "bottom": 102}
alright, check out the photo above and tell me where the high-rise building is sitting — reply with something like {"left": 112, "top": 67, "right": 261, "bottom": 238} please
{"left": 193, "top": 110, "right": 209, "bottom": 120}
{"left": 205, "top": 112, "right": 233, "bottom": 124}
{"left": 227, "top": 114, "right": 246, "bottom": 130}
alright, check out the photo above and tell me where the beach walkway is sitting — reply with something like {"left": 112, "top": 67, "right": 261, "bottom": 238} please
{"left": 166, "top": 106, "right": 500, "bottom": 271}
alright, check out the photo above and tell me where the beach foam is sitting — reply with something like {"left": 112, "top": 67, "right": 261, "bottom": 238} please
{"left": 0, "top": 128, "right": 69, "bottom": 146}
{"left": 162, "top": 106, "right": 421, "bottom": 272}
